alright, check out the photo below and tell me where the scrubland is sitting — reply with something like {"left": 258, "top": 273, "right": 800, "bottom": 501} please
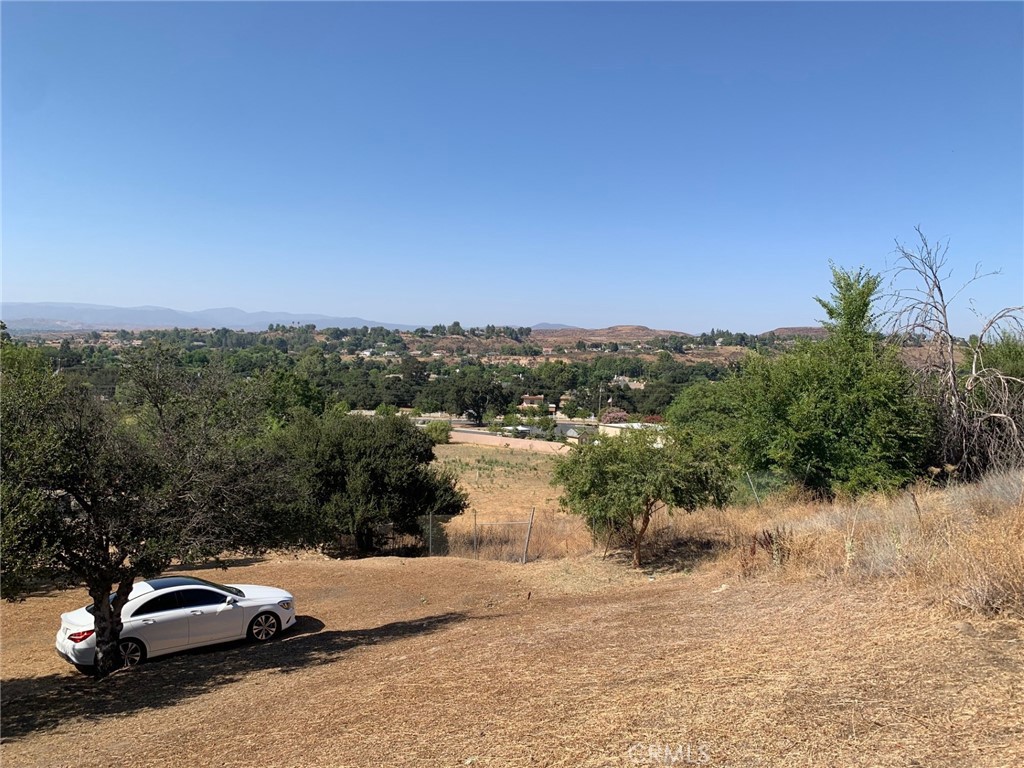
{"left": 437, "top": 443, "right": 1024, "bottom": 621}
{"left": 1, "top": 443, "right": 1020, "bottom": 767}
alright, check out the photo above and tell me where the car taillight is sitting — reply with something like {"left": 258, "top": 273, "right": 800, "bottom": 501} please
{"left": 68, "top": 629, "right": 95, "bottom": 643}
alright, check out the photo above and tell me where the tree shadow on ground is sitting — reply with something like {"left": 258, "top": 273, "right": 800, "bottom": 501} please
{"left": 605, "top": 536, "right": 728, "bottom": 574}
{"left": 0, "top": 612, "right": 471, "bottom": 742}
{"left": 164, "top": 555, "right": 268, "bottom": 572}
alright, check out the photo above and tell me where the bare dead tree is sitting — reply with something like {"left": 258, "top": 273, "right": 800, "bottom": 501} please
{"left": 886, "top": 227, "right": 1024, "bottom": 479}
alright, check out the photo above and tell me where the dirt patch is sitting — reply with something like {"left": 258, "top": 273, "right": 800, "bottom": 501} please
{"left": 2, "top": 555, "right": 1022, "bottom": 767}
{"left": 434, "top": 443, "right": 565, "bottom": 520}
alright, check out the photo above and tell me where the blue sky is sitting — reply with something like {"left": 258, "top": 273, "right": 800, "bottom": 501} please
{"left": 3, "top": 1, "right": 1022, "bottom": 334}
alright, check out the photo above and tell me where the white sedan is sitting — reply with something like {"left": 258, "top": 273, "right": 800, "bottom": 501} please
{"left": 55, "top": 575, "right": 296, "bottom": 671}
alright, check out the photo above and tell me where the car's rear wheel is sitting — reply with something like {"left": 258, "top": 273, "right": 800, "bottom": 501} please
{"left": 248, "top": 612, "right": 280, "bottom": 642}
{"left": 119, "top": 638, "right": 146, "bottom": 667}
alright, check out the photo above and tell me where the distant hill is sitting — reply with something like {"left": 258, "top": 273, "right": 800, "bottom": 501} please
{"left": 763, "top": 326, "right": 828, "bottom": 339}
{"left": 531, "top": 322, "right": 581, "bottom": 330}
{"left": 0, "top": 302, "right": 419, "bottom": 332}
{"left": 531, "top": 325, "right": 694, "bottom": 345}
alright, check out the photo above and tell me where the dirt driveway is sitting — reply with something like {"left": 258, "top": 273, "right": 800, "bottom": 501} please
{"left": 2, "top": 555, "right": 1021, "bottom": 767}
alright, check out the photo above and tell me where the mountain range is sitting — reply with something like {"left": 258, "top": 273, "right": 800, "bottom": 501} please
{"left": 0, "top": 302, "right": 423, "bottom": 332}
{"left": 0, "top": 302, "right": 818, "bottom": 339}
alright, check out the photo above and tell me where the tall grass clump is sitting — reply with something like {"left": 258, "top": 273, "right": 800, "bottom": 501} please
{"left": 918, "top": 473, "right": 1024, "bottom": 617}
{"left": 444, "top": 509, "right": 592, "bottom": 562}
{"left": 686, "top": 472, "right": 1024, "bottom": 618}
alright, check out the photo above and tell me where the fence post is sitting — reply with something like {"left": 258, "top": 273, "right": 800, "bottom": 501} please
{"left": 473, "top": 510, "right": 478, "bottom": 559}
{"left": 522, "top": 507, "right": 536, "bottom": 564}
{"left": 746, "top": 472, "right": 762, "bottom": 507}
{"left": 428, "top": 508, "right": 434, "bottom": 556}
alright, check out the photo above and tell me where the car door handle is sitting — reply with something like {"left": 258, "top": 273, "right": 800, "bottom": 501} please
{"left": 142, "top": 619, "right": 156, "bottom": 625}
{"left": 190, "top": 610, "right": 203, "bottom": 615}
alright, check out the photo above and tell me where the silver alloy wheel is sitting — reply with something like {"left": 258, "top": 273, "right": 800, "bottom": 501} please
{"left": 250, "top": 613, "right": 279, "bottom": 642}
{"left": 120, "top": 639, "right": 144, "bottom": 667}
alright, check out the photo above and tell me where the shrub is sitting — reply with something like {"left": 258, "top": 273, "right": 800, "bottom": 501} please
{"left": 599, "top": 407, "right": 629, "bottom": 424}
{"left": 423, "top": 420, "right": 452, "bottom": 445}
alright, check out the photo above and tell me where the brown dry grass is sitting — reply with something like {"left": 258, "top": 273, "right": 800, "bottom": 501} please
{"left": 435, "top": 444, "right": 593, "bottom": 561}
{"left": 438, "top": 442, "right": 1024, "bottom": 621}
{"left": 2, "top": 446, "right": 1021, "bottom": 767}
{"left": 663, "top": 471, "right": 1024, "bottom": 620}
{"left": 438, "top": 442, "right": 1024, "bottom": 618}
{"left": 2, "top": 556, "right": 1022, "bottom": 767}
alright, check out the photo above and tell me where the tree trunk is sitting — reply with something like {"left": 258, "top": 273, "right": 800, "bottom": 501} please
{"left": 89, "top": 578, "right": 134, "bottom": 678}
{"left": 632, "top": 510, "right": 652, "bottom": 568}
{"left": 90, "top": 584, "right": 121, "bottom": 678}
{"left": 354, "top": 527, "right": 376, "bottom": 555}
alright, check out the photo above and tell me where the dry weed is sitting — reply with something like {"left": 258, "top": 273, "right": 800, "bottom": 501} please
{"left": 445, "top": 508, "right": 592, "bottom": 561}
{"left": 436, "top": 442, "right": 1024, "bottom": 619}
{"left": 434, "top": 443, "right": 593, "bottom": 561}
{"left": 680, "top": 472, "right": 1024, "bottom": 618}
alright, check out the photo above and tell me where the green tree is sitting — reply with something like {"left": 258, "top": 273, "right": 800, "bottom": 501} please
{"left": 263, "top": 369, "right": 326, "bottom": 419}
{"left": 665, "top": 378, "right": 744, "bottom": 462}
{"left": 560, "top": 399, "right": 582, "bottom": 419}
{"left": 1, "top": 344, "right": 282, "bottom": 677}
{"left": 553, "top": 428, "right": 729, "bottom": 567}
{"left": 445, "top": 368, "right": 512, "bottom": 425}
{"left": 278, "top": 412, "right": 467, "bottom": 554}
{"left": 736, "top": 267, "right": 934, "bottom": 496}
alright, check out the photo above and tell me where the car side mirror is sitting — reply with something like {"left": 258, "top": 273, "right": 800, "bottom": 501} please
{"left": 225, "top": 596, "right": 237, "bottom": 606}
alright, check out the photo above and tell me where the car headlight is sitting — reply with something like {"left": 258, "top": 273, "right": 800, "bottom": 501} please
{"left": 278, "top": 600, "right": 293, "bottom": 611}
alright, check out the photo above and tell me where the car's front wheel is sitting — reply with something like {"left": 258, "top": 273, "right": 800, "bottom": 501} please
{"left": 119, "top": 638, "right": 146, "bottom": 667}
{"left": 248, "top": 612, "right": 280, "bottom": 642}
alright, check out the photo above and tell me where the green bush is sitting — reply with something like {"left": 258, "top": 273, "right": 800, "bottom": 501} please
{"left": 423, "top": 420, "right": 452, "bottom": 445}
{"left": 667, "top": 266, "right": 936, "bottom": 498}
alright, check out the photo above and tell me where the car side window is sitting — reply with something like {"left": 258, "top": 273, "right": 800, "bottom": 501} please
{"left": 132, "top": 591, "right": 181, "bottom": 617}
{"left": 178, "top": 588, "right": 228, "bottom": 608}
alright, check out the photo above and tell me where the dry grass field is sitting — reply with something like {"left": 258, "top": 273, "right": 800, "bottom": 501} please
{"left": 435, "top": 443, "right": 593, "bottom": 561}
{"left": 2, "top": 444, "right": 1022, "bottom": 767}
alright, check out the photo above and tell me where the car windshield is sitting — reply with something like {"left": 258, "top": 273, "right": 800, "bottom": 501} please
{"left": 183, "top": 576, "right": 245, "bottom": 597}
{"left": 86, "top": 576, "right": 245, "bottom": 612}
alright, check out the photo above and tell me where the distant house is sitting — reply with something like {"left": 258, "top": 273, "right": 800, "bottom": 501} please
{"left": 554, "top": 423, "right": 596, "bottom": 445}
{"left": 611, "top": 375, "right": 645, "bottom": 390}
{"left": 597, "top": 422, "right": 665, "bottom": 445}
{"left": 519, "top": 394, "right": 546, "bottom": 411}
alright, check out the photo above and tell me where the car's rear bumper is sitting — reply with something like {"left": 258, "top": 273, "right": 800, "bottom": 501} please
{"left": 55, "top": 631, "right": 96, "bottom": 666}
